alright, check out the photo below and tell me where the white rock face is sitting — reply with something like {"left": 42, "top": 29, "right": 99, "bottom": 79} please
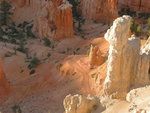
{"left": 136, "top": 37, "right": 150, "bottom": 86}
{"left": 104, "top": 15, "right": 150, "bottom": 99}
{"left": 63, "top": 16, "right": 150, "bottom": 112}
{"left": 63, "top": 94, "right": 103, "bottom": 113}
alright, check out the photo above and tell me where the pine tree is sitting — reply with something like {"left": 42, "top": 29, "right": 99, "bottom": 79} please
{"left": 0, "top": 0, "right": 13, "bottom": 26}
{"left": 68, "top": 0, "right": 83, "bottom": 30}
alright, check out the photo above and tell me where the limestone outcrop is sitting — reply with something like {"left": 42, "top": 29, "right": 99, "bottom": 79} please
{"left": 79, "top": 0, "right": 118, "bottom": 23}
{"left": 4, "top": 0, "right": 74, "bottom": 40}
{"left": 63, "top": 94, "right": 102, "bottom": 113}
{"left": 118, "top": 0, "right": 150, "bottom": 13}
{"left": 0, "top": 60, "right": 10, "bottom": 97}
{"left": 103, "top": 15, "right": 150, "bottom": 99}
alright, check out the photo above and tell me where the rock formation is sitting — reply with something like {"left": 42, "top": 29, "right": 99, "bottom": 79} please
{"left": 104, "top": 15, "right": 150, "bottom": 99}
{"left": 118, "top": 0, "right": 150, "bottom": 13}
{"left": 63, "top": 94, "right": 102, "bottom": 113}
{"left": 35, "top": 0, "right": 73, "bottom": 40}
{"left": 4, "top": 0, "right": 74, "bottom": 40}
{"left": 89, "top": 45, "right": 103, "bottom": 68}
{"left": 135, "top": 37, "right": 150, "bottom": 86}
{"left": 79, "top": 0, "right": 118, "bottom": 23}
{"left": 0, "top": 60, "right": 10, "bottom": 97}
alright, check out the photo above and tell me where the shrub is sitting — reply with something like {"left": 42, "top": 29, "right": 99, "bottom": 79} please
{"left": 136, "top": 25, "right": 142, "bottom": 36}
{"left": 27, "top": 57, "right": 40, "bottom": 69}
{"left": 43, "top": 38, "right": 51, "bottom": 47}
{"left": 11, "top": 105, "right": 22, "bottom": 113}
{"left": 29, "top": 69, "right": 36, "bottom": 75}
{"left": 0, "top": 0, "right": 13, "bottom": 26}
{"left": 130, "top": 20, "right": 142, "bottom": 37}
{"left": 17, "top": 41, "right": 28, "bottom": 53}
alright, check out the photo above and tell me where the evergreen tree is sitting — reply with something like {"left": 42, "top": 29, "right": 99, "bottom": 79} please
{"left": 0, "top": 0, "right": 13, "bottom": 26}
{"left": 68, "top": 0, "right": 84, "bottom": 30}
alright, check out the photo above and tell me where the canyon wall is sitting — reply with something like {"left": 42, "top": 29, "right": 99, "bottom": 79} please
{"left": 118, "top": 0, "right": 150, "bottom": 13}
{"left": 3, "top": 0, "right": 74, "bottom": 40}
{"left": 79, "top": 0, "right": 118, "bottom": 23}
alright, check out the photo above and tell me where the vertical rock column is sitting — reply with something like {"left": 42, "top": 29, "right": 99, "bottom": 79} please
{"left": 104, "top": 16, "right": 140, "bottom": 99}
{"left": 136, "top": 37, "right": 150, "bottom": 86}
{"left": 54, "top": 1, "right": 73, "bottom": 40}
{"left": 36, "top": 0, "right": 74, "bottom": 40}
{"left": 89, "top": 45, "right": 103, "bottom": 68}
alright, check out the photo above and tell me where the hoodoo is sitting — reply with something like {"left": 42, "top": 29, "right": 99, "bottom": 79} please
{"left": 104, "top": 15, "right": 150, "bottom": 99}
{"left": 5, "top": 0, "right": 74, "bottom": 40}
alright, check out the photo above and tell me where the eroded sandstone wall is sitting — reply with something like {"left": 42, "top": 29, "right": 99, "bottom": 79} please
{"left": 118, "top": 0, "right": 150, "bottom": 13}
{"left": 2, "top": 0, "right": 74, "bottom": 40}
{"left": 79, "top": 0, "right": 118, "bottom": 23}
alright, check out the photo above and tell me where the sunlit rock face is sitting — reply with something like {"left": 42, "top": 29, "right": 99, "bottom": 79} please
{"left": 118, "top": 0, "right": 150, "bottom": 13}
{"left": 63, "top": 94, "right": 102, "bottom": 113}
{"left": 0, "top": 60, "right": 10, "bottom": 97}
{"left": 103, "top": 15, "right": 150, "bottom": 100}
{"left": 3, "top": 0, "right": 74, "bottom": 40}
{"left": 89, "top": 45, "right": 103, "bottom": 68}
{"left": 78, "top": 0, "right": 118, "bottom": 23}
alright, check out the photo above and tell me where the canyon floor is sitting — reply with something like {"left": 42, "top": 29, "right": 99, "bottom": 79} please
{"left": 0, "top": 20, "right": 149, "bottom": 113}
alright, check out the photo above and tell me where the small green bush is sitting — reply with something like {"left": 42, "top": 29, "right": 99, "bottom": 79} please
{"left": 29, "top": 69, "right": 36, "bottom": 75}
{"left": 43, "top": 38, "right": 51, "bottom": 47}
{"left": 11, "top": 105, "right": 22, "bottom": 113}
{"left": 130, "top": 20, "right": 142, "bottom": 37}
{"left": 27, "top": 57, "right": 40, "bottom": 69}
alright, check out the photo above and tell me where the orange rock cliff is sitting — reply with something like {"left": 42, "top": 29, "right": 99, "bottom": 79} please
{"left": 118, "top": 0, "right": 150, "bottom": 13}
{"left": 77, "top": 0, "right": 118, "bottom": 23}
{"left": 6, "top": 0, "right": 74, "bottom": 40}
